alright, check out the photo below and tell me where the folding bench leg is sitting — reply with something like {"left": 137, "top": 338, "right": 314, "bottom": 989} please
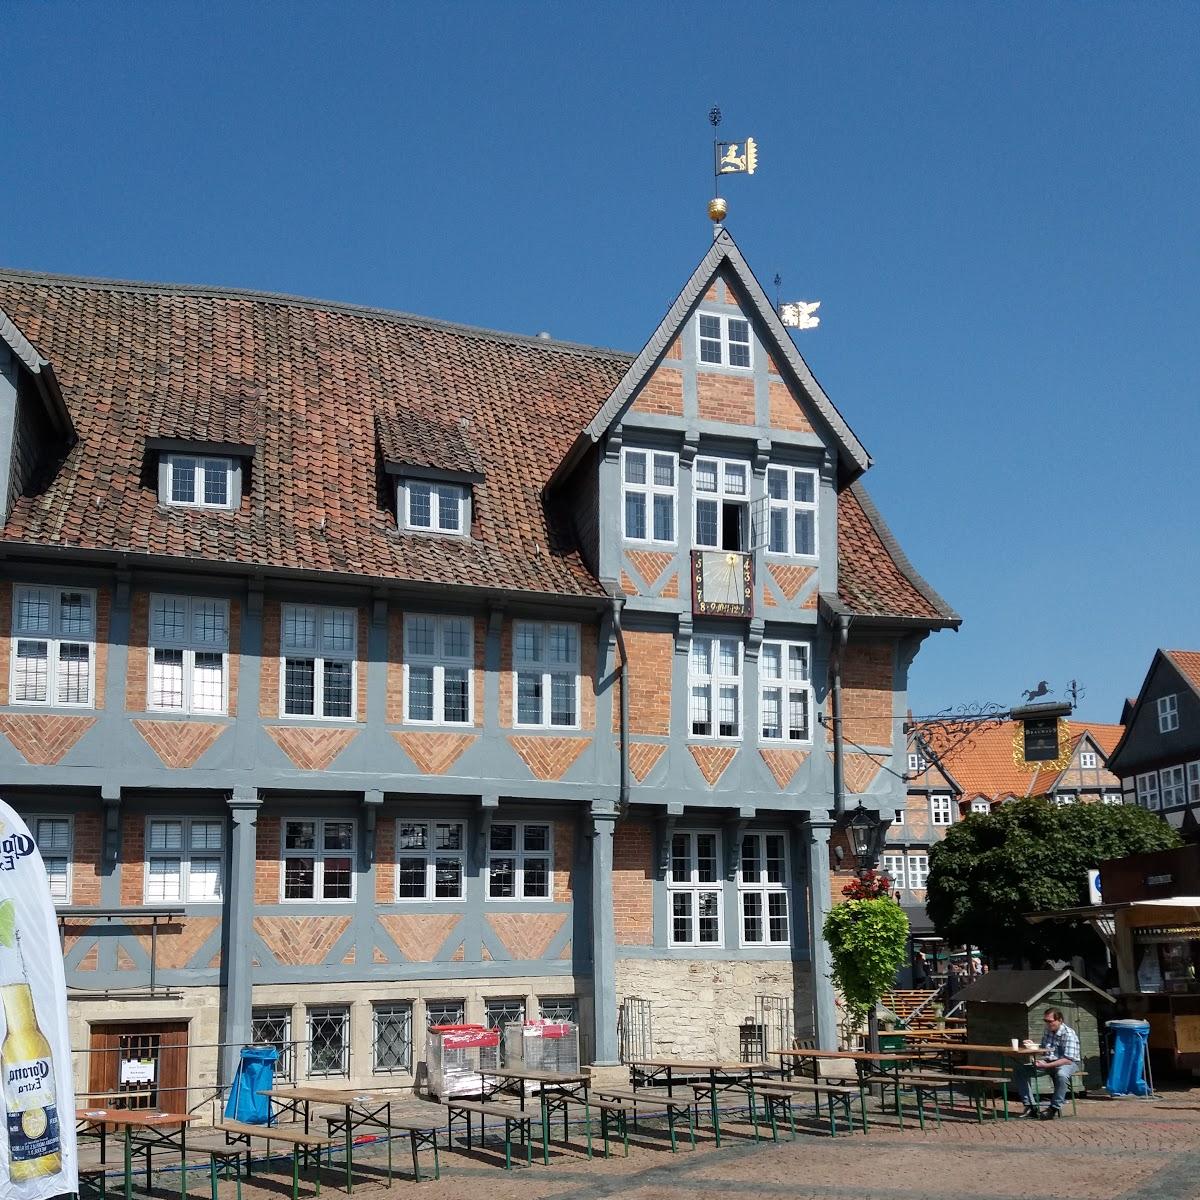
{"left": 410, "top": 1132, "right": 421, "bottom": 1184}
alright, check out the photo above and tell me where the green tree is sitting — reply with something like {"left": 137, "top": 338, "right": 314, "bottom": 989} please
{"left": 823, "top": 898, "right": 910, "bottom": 1029}
{"left": 926, "top": 798, "right": 1181, "bottom": 962}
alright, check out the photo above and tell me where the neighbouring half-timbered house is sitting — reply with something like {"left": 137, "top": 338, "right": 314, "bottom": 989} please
{"left": 0, "top": 226, "right": 956, "bottom": 1103}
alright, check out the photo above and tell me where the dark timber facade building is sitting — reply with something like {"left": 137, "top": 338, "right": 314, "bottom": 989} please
{"left": 0, "top": 229, "right": 956, "bottom": 1102}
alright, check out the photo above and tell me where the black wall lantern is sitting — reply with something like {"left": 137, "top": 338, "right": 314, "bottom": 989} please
{"left": 842, "top": 803, "right": 887, "bottom": 874}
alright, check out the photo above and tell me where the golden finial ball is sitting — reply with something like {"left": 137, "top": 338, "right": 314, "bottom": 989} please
{"left": 708, "top": 197, "right": 728, "bottom": 222}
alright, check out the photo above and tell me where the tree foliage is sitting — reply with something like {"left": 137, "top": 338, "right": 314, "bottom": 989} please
{"left": 823, "top": 897, "right": 910, "bottom": 1027}
{"left": 926, "top": 799, "right": 1181, "bottom": 961}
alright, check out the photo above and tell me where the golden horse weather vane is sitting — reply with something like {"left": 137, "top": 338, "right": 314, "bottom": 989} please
{"left": 707, "top": 106, "right": 758, "bottom": 224}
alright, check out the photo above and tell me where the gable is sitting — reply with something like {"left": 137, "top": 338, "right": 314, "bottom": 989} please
{"left": 1109, "top": 651, "right": 1200, "bottom": 774}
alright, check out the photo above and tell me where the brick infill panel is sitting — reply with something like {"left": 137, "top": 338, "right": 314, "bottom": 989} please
{"left": 72, "top": 811, "right": 102, "bottom": 905}
{"left": 554, "top": 819, "right": 574, "bottom": 903}
{"left": 0, "top": 581, "right": 10, "bottom": 705}
{"left": 254, "top": 815, "right": 281, "bottom": 904}
{"left": 378, "top": 913, "right": 460, "bottom": 962}
{"left": 392, "top": 731, "right": 476, "bottom": 775}
{"left": 828, "top": 751, "right": 883, "bottom": 794}
{"left": 118, "top": 811, "right": 146, "bottom": 906}
{"left": 768, "top": 378, "right": 814, "bottom": 432}
{"left": 266, "top": 725, "right": 358, "bottom": 770}
{"left": 697, "top": 372, "right": 755, "bottom": 425}
{"left": 486, "top": 912, "right": 567, "bottom": 960}
{"left": 253, "top": 916, "right": 351, "bottom": 966}
{"left": 760, "top": 748, "right": 809, "bottom": 789}
{"left": 615, "top": 630, "right": 673, "bottom": 737}
{"left": 132, "top": 719, "right": 227, "bottom": 768}
{"left": 688, "top": 744, "right": 737, "bottom": 787}
{"left": 0, "top": 714, "right": 95, "bottom": 765}
{"left": 630, "top": 366, "right": 683, "bottom": 416}
{"left": 132, "top": 917, "right": 219, "bottom": 970}
{"left": 628, "top": 741, "right": 667, "bottom": 782}
{"left": 767, "top": 563, "right": 816, "bottom": 602}
{"left": 627, "top": 550, "right": 673, "bottom": 590}
{"left": 508, "top": 735, "right": 589, "bottom": 781}
{"left": 613, "top": 821, "right": 653, "bottom": 945}
{"left": 125, "top": 591, "right": 149, "bottom": 710}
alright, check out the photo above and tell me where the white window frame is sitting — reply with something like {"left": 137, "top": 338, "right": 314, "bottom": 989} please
{"left": 512, "top": 621, "right": 580, "bottom": 729}
{"left": 281, "top": 817, "right": 357, "bottom": 903}
{"left": 147, "top": 594, "right": 230, "bottom": 715}
{"left": 892, "top": 808, "right": 905, "bottom": 826}
{"left": 143, "top": 816, "right": 224, "bottom": 904}
{"left": 880, "top": 854, "right": 906, "bottom": 890}
{"left": 1053, "top": 793, "right": 1076, "bottom": 807}
{"left": 930, "top": 794, "right": 953, "bottom": 826}
{"left": 692, "top": 456, "right": 750, "bottom": 550}
{"left": 400, "top": 479, "right": 467, "bottom": 536}
{"left": 1136, "top": 772, "right": 1161, "bottom": 811}
{"left": 621, "top": 448, "right": 677, "bottom": 545}
{"left": 402, "top": 615, "right": 473, "bottom": 726}
{"left": 765, "top": 464, "right": 819, "bottom": 559}
{"left": 164, "top": 453, "right": 235, "bottom": 510}
{"left": 1188, "top": 762, "right": 1200, "bottom": 806}
{"left": 1160, "top": 765, "right": 1187, "bottom": 808}
{"left": 10, "top": 585, "right": 97, "bottom": 708}
{"left": 696, "top": 311, "right": 752, "bottom": 369}
{"left": 1158, "top": 694, "right": 1180, "bottom": 733}
{"left": 1102, "top": 793, "right": 1123, "bottom": 806}
{"left": 280, "top": 604, "right": 357, "bottom": 720}
{"left": 907, "top": 752, "right": 928, "bottom": 775}
{"left": 668, "top": 830, "right": 723, "bottom": 947}
{"left": 907, "top": 854, "right": 930, "bottom": 890}
{"left": 395, "top": 819, "right": 466, "bottom": 901}
{"left": 486, "top": 821, "right": 554, "bottom": 901}
{"left": 738, "top": 832, "right": 790, "bottom": 946}
{"left": 1080, "top": 751, "right": 1098, "bottom": 769}
{"left": 689, "top": 635, "right": 742, "bottom": 740}
{"left": 758, "top": 639, "right": 812, "bottom": 744}
{"left": 970, "top": 799, "right": 990, "bottom": 815}
{"left": 31, "top": 815, "right": 72, "bottom": 903}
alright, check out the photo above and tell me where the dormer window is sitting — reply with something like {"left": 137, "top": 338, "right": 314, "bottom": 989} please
{"left": 399, "top": 479, "right": 468, "bottom": 536}
{"left": 163, "top": 454, "right": 237, "bottom": 509}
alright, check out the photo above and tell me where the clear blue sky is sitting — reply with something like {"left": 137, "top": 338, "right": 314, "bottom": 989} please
{"left": 2, "top": 2, "right": 1197, "bottom": 724}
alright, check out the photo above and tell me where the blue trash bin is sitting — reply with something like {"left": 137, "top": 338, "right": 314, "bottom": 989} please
{"left": 1105, "top": 1019, "right": 1150, "bottom": 1097}
{"left": 224, "top": 1046, "right": 279, "bottom": 1123}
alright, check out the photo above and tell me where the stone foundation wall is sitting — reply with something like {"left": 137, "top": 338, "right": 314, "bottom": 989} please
{"left": 615, "top": 958, "right": 813, "bottom": 1060}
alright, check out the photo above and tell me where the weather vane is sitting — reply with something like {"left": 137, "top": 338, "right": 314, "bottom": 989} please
{"left": 707, "top": 104, "right": 757, "bottom": 228}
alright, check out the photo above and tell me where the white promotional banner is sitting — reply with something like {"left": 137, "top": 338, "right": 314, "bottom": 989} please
{"left": 0, "top": 798, "right": 77, "bottom": 1198}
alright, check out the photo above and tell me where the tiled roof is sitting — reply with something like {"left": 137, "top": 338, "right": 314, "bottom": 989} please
{"left": 917, "top": 720, "right": 1125, "bottom": 799}
{"left": 1165, "top": 650, "right": 1200, "bottom": 697}
{"left": 0, "top": 267, "right": 953, "bottom": 615}
{"left": 837, "top": 484, "right": 958, "bottom": 624}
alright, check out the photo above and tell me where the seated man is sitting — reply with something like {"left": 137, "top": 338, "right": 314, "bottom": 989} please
{"left": 1014, "top": 1008, "right": 1081, "bottom": 1120}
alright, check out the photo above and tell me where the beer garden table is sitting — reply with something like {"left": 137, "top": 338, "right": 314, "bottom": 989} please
{"left": 76, "top": 1106, "right": 199, "bottom": 1200}
{"left": 477, "top": 1066, "right": 592, "bottom": 1164}
{"left": 627, "top": 1059, "right": 778, "bottom": 1147}
{"left": 896, "top": 1041, "right": 1043, "bottom": 1118}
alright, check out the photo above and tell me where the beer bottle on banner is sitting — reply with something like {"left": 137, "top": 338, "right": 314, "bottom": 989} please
{"left": 0, "top": 900, "right": 61, "bottom": 1181}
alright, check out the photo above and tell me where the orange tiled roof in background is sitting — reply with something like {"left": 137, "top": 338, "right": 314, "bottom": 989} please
{"left": 1165, "top": 650, "right": 1200, "bottom": 696}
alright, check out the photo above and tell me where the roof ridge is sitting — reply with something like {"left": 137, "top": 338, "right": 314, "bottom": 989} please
{"left": 0, "top": 264, "right": 636, "bottom": 363}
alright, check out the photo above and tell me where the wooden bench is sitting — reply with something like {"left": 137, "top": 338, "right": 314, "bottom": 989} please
{"left": 211, "top": 1119, "right": 335, "bottom": 1200}
{"left": 536, "top": 1093, "right": 632, "bottom": 1160}
{"left": 76, "top": 1140, "right": 113, "bottom": 1200}
{"left": 444, "top": 1099, "right": 534, "bottom": 1170}
{"left": 753, "top": 1080, "right": 868, "bottom": 1140}
{"left": 592, "top": 1087, "right": 698, "bottom": 1153}
{"left": 322, "top": 1107, "right": 444, "bottom": 1184}
{"left": 892, "top": 1071, "right": 991, "bottom": 1128}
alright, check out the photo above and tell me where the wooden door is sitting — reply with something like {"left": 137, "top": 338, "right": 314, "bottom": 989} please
{"left": 87, "top": 1022, "right": 189, "bottom": 1112}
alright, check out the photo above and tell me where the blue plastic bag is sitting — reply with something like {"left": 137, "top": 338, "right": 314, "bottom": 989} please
{"left": 1105, "top": 1019, "right": 1150, "bottom": 1097}
{"left": 224, "top": 1046, "right": 279, "bottom": 1123}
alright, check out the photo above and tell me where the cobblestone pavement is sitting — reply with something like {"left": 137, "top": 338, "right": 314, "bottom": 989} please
{"left": 188, "top": 1088, "right": 1200, "bottom": 1200}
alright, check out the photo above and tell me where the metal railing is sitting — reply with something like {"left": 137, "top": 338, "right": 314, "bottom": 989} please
{"left": 58, "top": 907, "right": 185, "bottom": 996}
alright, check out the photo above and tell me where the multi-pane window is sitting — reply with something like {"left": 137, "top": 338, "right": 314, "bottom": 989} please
{"left": 372, "top": 1003, "right": 413, "bottom": 1074}
{"left": 689, "top": 636, "right": 741, "bottom": 739}
{"left": 539, "top": 996, "right": 577, "bottom": 1024}
{"left": 33, "top": 817, "right": 71, "bottom": 902}
{"left": 165, "top": 454, "right": 235, "bottom": 509}
{"left": 513, "top": 621, "right": 579, "bottom": 728}
{"left": 759, "top": 640, "right": 811, "bottom": 743}
{"left": 145, "top": 818, "right": 223, "bottom": 903}
{"left": 766, "top": 466, "right": 818, "bottom": 558}
{"left": 693, "top": 457, "right": 749, "bottom": 550}
{"left": 739, "top": 833, "right": 789, "bottom": 945}
{"left": 697, "top": 313, "right": 751, "bottom": 368}
{"left": 1102, "top": 793, "right": 1123, "bottom": 806}
{"left": 404, "top": 615, "right": 472, "bottom": 725}
{"left": 425, "top": 1000, "right": 466, "bottom": 1028}
{"left": 252, "top": 1008, "right": 293, "bottom": 1079}
{"left": 1160, "top": 765, "right": 1187, "bottom": 808}
{"left": 907, "top": 855, "right": 930, "bottom": 890}
{"left": 1136, "top": 772, "right": 1161, "bottom": 811}
{"left": 148, "top": 595, "right": 229, "bottom": 714}
{"left": 892, "top": 808, "right": 905, "bottom": 826}
{"left": 1053, "top": 793, "right": 1075, "bottom": 807}
{"left": 403, "top": 480, "right": 466, "bottom": 535}
{"left": 1189, "top": 763, "right": 1200, "bottom": 806}
{"left": 396, "top": 820, "right": 466, "bottom": 900}
{"left": 970, "top": 799, "right": 991, "bottom": 815}
{"left": 622, "top": 449, "right": 677, "bottom": 544}
{"left": 1080, "top": 751, "right": 1098, "bottom": 769}
{"left": 930, "top": 795, "right": 953, "bottom": 826}
{"left": 11, "top": 586, "right": 95, "bottom": 707}
{"left": 668, "top": 832, "right": 721, "bottom": 946}
{"left": 880, "top": 854, "right": 906, "bottom": 890}
{"left": 907, "top": 752, "right": 928, "bottom": 775}
{"left": 485, "top": 998, "right": 526, "bottom": 1064}
{"left": 307, "top": 1007, "right": 350, "bottom": 1077}
{"left": 282, "top": 605, "right": 356, "bottom": 719}
{"left": 282, "top": 819, "right": 355, "bottom": 901}
{"left": 487, "top": 823, "right": 552, "bottom": 900}
{"left": 1158, "top": 694, "right": 1180, "bottom": 733}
